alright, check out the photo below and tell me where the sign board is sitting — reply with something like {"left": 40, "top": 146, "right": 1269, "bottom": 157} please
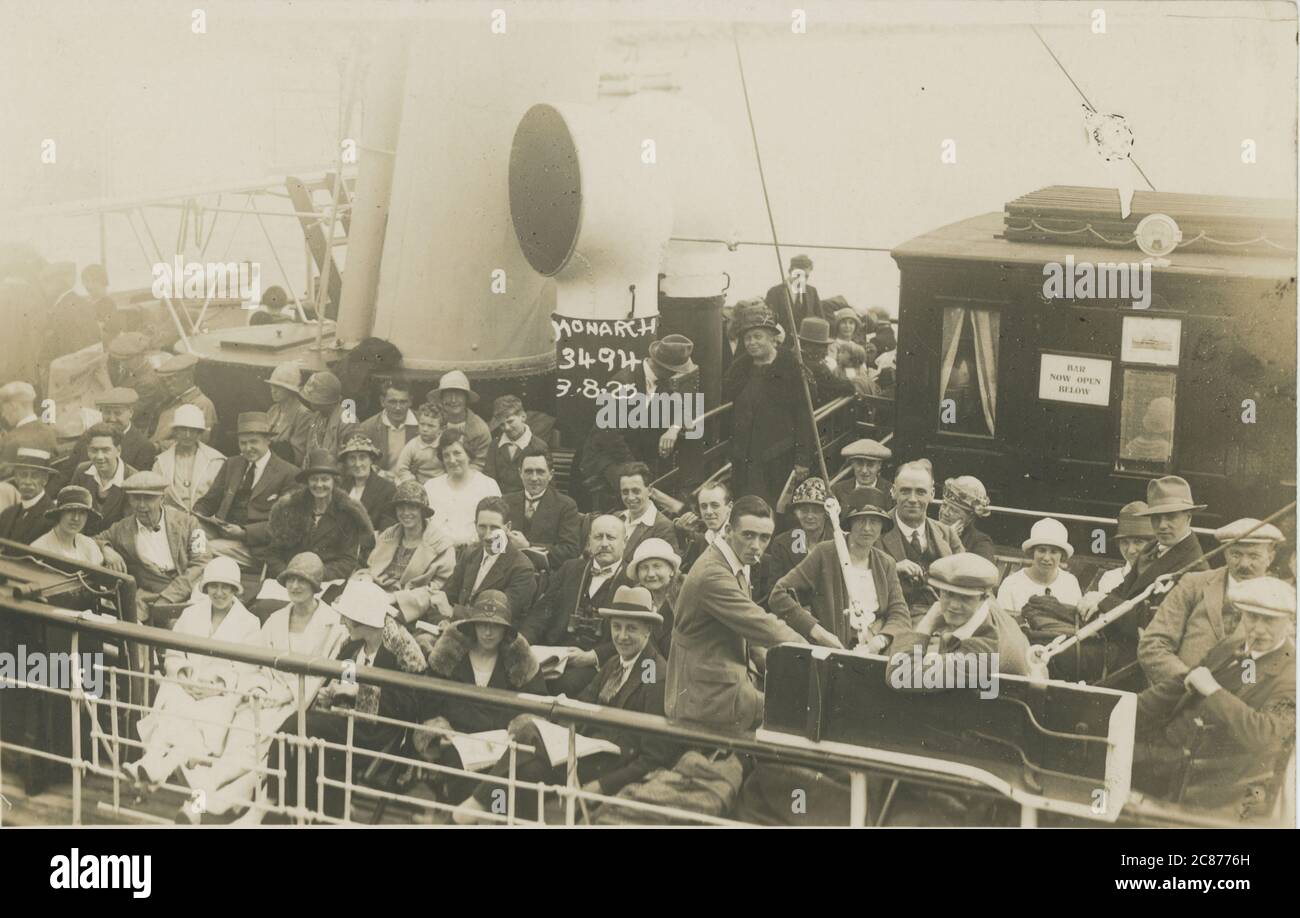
{"left": 1038, "top": 353, "right": 1113, "bottom": 407}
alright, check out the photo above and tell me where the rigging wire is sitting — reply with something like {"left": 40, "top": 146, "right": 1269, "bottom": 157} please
{"left": 1029, "top": 25, "right": 1157, "bottom": 192}
{"left": 730, "top": 27, "right": 830, "bottom": 486}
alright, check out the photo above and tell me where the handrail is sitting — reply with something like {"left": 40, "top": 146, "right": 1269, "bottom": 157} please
{"left": 947, "top": 501, "right": 1217, "bottom": 536}
{"left": 0, "top": 595, "right": 989, "bottom": 791}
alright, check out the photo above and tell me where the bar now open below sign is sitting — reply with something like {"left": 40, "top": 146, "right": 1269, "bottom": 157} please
{"left": 1038, "top": 353, "right": 1113, "bottom": 407}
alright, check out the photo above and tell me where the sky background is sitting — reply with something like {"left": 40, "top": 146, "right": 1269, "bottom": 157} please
{"left": 1, "top": 0, "right": 1295, "bottom": 319}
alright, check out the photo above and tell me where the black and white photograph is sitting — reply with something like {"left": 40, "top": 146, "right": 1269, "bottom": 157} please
{"left": 0, "top": 0, "right": 1295, "bottom": 875}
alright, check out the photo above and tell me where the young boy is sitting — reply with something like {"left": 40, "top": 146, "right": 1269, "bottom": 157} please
{"left": 395, "top": 402, "right": 445, "bottom": 484}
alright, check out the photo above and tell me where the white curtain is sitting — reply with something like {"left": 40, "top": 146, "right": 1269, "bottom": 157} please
{"left": 969, "top": 309, "right": 999, "bottom": 435}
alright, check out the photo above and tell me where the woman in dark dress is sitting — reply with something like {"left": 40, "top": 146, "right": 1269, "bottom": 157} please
{"left": 723, "top": 303, "right": 815, "bottom": 507}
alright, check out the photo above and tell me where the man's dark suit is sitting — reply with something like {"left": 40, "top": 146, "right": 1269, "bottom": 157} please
{"left": 504, "top": 488, "right": 581, "bottom": 569}
{"left": 0, "top": 491, "right": 54, "bottom": 544}
{"left": 765, "top": 282, "right": 823, "bottom": 345}
{"left": 524, "top": 557, "right": 631, "bottom": 656}
{"left": 1099, "top": 532, "right": 1208, "bottom": 645}
{"left": 484, "top": 433, "right": 549, "bottom": 497}
{"left": 443, "top": 542, "right": 538, "bottom": 619}
{"left": 193, "top": 450, "right": 299, "bottom": 543}
{"left": 878, "top": 514, "right": 963, "bottom": 613}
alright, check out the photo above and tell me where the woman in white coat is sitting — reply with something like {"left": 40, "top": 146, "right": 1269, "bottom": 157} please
{"left": 182, "top": 551, "right": 346, "bottom": 822}
{"left": 124, "top": 557, "right": 260, "bottom": 790}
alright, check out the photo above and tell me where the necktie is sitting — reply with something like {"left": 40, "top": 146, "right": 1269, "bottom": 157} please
{"left": 506, "top": 443, "right": 518, "bottom": 462}
{"left": 598, "top": 662, "right": 628, "bottom": 704}
{"left": 525, "top": 498, "right": 538, "bottom": 521}
{"left": 906, "top": 530, "right": 924, "bottom": 564}
{"left": 240, "top": 461, "right": 256, "bottom": 493}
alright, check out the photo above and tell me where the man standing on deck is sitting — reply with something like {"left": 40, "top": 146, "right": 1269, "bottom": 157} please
{"left": 665, "top": 495, "right": 836, "bottom": 731}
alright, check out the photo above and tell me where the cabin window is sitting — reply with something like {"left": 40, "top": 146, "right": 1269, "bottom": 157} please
{"left": 938, "top": 306, "right": 999, "bottom": 437}
{"left": 1117, "top": 368, "right": 1177, "bottom": 472}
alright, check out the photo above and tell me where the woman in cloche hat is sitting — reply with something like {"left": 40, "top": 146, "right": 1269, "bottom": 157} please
{"left": 412, "top": 590, "right": 548, "bottom": 811}
{"left": 338, "top": 433, "right": 397, "bottom": 542}
{"left": 126, "top": 557, "right": 262, "bottom": 795}
{"left": 357, "top": 479, "right": 457, "bottom": 624}
{"left": 996, "top": 517, "right": 1082, "bottom": 616}
{"left": 264, "top": 448, "right": 374, "bottom": 583}
{"left": 764, "top": 475, "right": 834, "bottom": 591}
{"left": 626, "top": 538, "right": 682, "bottom": 655}
{"left": 184, "top": 552, "right": 347, "bottom": 824}
{"left": 769, "top": 487, "right": 911, "bottom": 654}
{"left": 32, "top": 485, "right": 105, "bottom": 565}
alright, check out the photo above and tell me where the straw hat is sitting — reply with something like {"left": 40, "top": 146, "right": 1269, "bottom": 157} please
{"left": 7, "top": 446, "right": 57, "bottom": 475}
{"left": 338, "top": 433, "right": 381, "bottom": 460}
{"left": 1022, "top": 517, "right": 1073, "bottom": 558}
{"left": 597, "top": 585, "right": 663, "bottom": 625}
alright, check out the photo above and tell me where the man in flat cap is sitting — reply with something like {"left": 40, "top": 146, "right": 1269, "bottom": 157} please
{"left": 831, "top": 438, "right": 893, "bottom": 507}
{"left": 0, "top": 445, "right": 58, "bottom": 544}
{"left": 1078, "top": 477, "right": 1209, "bottom": 662}
{"left": 96, "top": 470, "right": 209, "bottom": 623}
{"left": 151, "top": 352, "right": 217, "bottom": 450}
{"left": 106, "top": 332, "right": 166, "bottom": 435}
{"left": 1140, "top": 518, "right": 1286, "bottom": 686}
{"left": 1133, "top": 576, "right": 1295, "bottom": 813}
{"left": 0, "top": 380, "right": 56, "bottom": 455}
{"left": 765, "top": 254, "right": 824, "bottom": 345}
{"left": 68, "top": 387, "right": 158, "bottom": 472}
{"left": 886, "top": 552, "right": 1032, "bottom": 688}
{"left": 194, "top": 411, "right": 300, "bottom": 568}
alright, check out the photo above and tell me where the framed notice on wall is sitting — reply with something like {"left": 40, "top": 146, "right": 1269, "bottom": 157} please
{"left": 1038, "top": 353, "right": 1112, "bottom": 406}
{"left": 1121, "top": 316, "right": 1182, "bottom": 367}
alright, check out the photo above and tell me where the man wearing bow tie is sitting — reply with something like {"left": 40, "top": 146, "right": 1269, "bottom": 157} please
{"left": 525, "top": 514, "right": 634, "bottom": 694}
{"left": 95, "top": 471, "right": 209, "bottom": 623}
{"left": 1133, "top": 577, "right": 1295, "bottom": 811}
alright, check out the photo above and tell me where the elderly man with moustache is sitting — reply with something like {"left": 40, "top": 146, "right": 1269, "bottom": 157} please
{"left": 1140, "top": 518, "right": 1286, "bottom": 686}
{"left": 96, "top": 471, "right": 210, "bottom": 623}
{"left": 1132, "top": 576, "right": 1296, "bottom": 812}
{"left": 193, "top": 412, "right": 300, "bottom": 568}
{"left": 665, "top": 496, "right": 831, "bottom": 731}
{"left": 878, "top": 459, "right": 963, "bottom": 617}
{"left": 525, "top": 514, "right": 634, "bottom": 694}
{"left": 0, "top": 446, "right": 58, "bottom": 543}
{"left": 503, "top": 452, "right": 581, "bottom": 570}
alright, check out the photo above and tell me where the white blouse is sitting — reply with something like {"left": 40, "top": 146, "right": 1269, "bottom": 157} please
{"left": 996, "top": 567, "right": 1082, "bottom": 614}
{"left": 424, "top": 470, "right": 502, "bottom": 545}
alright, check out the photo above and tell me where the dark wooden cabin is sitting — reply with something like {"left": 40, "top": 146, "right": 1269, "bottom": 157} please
{"left": 890, "top": 186, "right": 1296, "bottom": 542}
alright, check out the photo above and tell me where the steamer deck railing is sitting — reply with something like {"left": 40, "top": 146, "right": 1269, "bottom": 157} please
{"left": 0, "top": 599, "right": 1285, "bottom": 827}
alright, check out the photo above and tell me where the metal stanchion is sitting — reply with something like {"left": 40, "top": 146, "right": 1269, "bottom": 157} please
{"left": 849, "top": 771, "right": 868, "bottom": 827}
{"left": 344, "top": 713, "right": 355, "bottom": 822}
{"left": 70, "top": 631, "right": 83, "bottom": 825}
